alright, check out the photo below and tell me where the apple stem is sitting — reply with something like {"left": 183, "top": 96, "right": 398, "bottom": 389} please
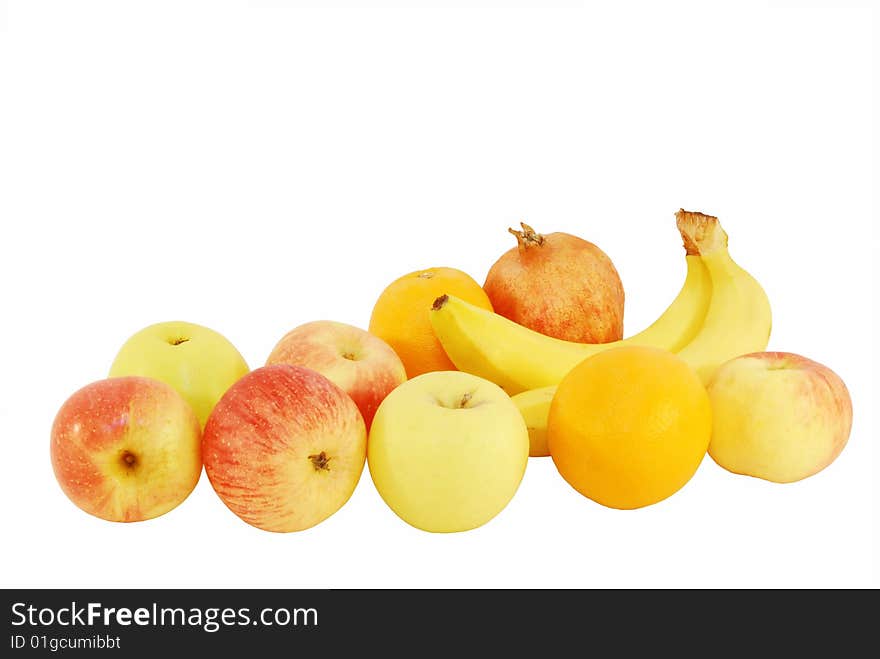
{"left": 120, "top": 450, "right": 138, "bottom": 469}
{"left": 509, "top": 222, "right": 545, "bottom": 252}
{"left": 459, "top": 392, "right": 472, "bottom": 408}
{"left": 309, "top": 451, "right": 332, "bottom": 472}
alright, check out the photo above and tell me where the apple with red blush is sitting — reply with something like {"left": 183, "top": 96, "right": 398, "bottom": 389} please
{"left": 202, "top": 364, "right": 366, "bottom": 532}
{"left": 266, "top": 320, "right": 406, "bottom": 429}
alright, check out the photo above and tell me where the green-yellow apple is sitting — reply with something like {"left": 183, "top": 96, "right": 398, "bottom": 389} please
{"left": 50, "top": 376, "right": 202, "bottom": 522}
{"left": 109, "top": 321, "right": 249, "bottom": 428}
{"left": 202, "top": 364, "right": 366, "bottom": 533}
{"left": 266, "top": 320, "right": 406, "bottom": 430}
{"left": 707, "top": 351, "right": 852, "bottom": 483}
{"left": 367, "top": 371, "right": 529, "bottom": 533}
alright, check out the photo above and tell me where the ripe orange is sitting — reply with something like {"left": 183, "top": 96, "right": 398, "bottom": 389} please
{"left": 548, "top": 346, "right": 711, "bottom": 509}
{"left": 369, "top": 267, "right": 493, "bottom": 378}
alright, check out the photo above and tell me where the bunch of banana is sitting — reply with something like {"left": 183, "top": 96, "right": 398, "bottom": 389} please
{"left": 429, "top": 210, "right": 771, "bottom": 456}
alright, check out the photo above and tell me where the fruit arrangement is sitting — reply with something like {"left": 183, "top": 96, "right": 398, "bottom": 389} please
{"left": 50, "top": 209, "right": 853, "bottom": 532}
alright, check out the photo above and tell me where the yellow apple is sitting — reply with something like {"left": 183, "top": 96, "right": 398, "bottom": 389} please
{"left": 707, "top": 351, "right": 852, "bottom": 483}
{"left": 367, "top": 371, "right": 528, "bottom": 533}
{"left": 109, "top": 321, "right": 249, "bottom": 428}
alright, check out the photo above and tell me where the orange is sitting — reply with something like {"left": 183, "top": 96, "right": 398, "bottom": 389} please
{"left": 369, "top": 267, "right": 493, "bottom": 378}
{"left": 548, "top": 346, "right": 711, "bottom": 509}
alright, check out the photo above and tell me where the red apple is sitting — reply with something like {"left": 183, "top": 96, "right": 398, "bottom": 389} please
{"left": 202, "top": 364, "right": 367, "bottom": 532}
{"left": 265, "top": 320, "right": 406, "bottom": 429}
{"left": 50, "top": 377, "right": 202, "bottom": 522}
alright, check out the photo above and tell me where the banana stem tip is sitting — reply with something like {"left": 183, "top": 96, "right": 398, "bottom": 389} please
{"left": 676, "top": 208, "right": 728, "bottom": 255}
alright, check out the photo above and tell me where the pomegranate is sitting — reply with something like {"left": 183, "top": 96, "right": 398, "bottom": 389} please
{"left": 483, "top": 222, "right": 624, "bottom": 343}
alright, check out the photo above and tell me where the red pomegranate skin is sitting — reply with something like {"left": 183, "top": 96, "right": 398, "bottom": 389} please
{"left": 483, "top": 223, "right": 624, "bottom": 343}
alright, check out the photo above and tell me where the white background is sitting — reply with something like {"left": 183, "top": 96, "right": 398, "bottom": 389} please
{"left": 0, "top": 1, "right": 875, "bottom": 588}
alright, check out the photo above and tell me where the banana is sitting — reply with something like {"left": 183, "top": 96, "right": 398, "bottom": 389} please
{"left": 430, "top": 232, "right": 712, "bottom": 395}
{"left": 507, "top": 211, "right": 772, "bottom": 453}
{"left": 675, "top": 210, "right": 772, "bottom": 384}
{"left": 510, "top": 386, "right": 557, "bottom": 457}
